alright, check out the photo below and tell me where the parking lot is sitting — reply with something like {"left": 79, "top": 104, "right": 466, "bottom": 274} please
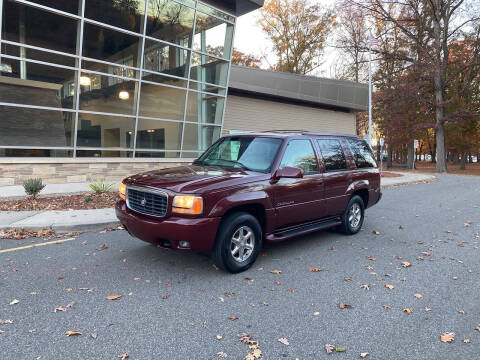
{"left": 1, "top": 175, "right": 479, "bottom": 359}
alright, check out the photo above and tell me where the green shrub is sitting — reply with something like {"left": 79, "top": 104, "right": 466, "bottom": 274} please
{"left": 84, "top": 196, "right": 93, "bottom": 203}
{"left": 23, "top": 178, "right": 46, "bottom": 199}
{"left": 88, "top": 179, "right": 115, "bottom": 194}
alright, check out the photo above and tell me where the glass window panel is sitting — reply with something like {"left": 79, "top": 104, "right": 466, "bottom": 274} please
{"left": 317, "top": 139, "right": 348, "bottom": 171}
{"left": 0, "top": 148, "right": 73, "bottom": 157}
{"left": 135, "top": 151, "right": 180, "bottom": 158}
{"left": 138, "top": 83, "right": 186, "bottom": 120}
{"left": 185, "top": 91, "right": 224, "bottom": 125}
{"left": 76, "top": 149, "right": 133, "bottom": 157}
{"left": 143, "top": 40, "right": 189, "bottom": 78}
{"left": 0, "top": 105, "right": 74, "bottom": 147}
{"left": 188, "top": 81, "right": 225, "bottom": 94}
{"left": 146, "top": 0, "right": 195, "bottom": 46}
{"left": 197, "top": 3, "right": 235, "bottom": 23}
{"left": 142, "top": 71, "right": 187, "bottom": 87}
{"left": 76, "top": 113, "right": 135, "bottom": 149}
{"left": 135, "top": 119, "right": 183, "bottom": 150}
{"left": 1, "top": 43, "right": 77, "bottom": 68}
{"left": 346, "top": 138, "right": 377, "bottom": 168}
{"left": 194, "top": 12, "right": 233, "bottom": 59}
{"left": 0, "top": 59, "right": 76, "bottom": 109}
{"left": 2, "top": 2, "right": 78, "bottom": 54}
{"left": 26, "top": 0, "right": 80, "bottom": 15}
{"left": 82, "top": 60, "right": 139, "bottom": 80}
{"left": 85, "top": 0, "right": 145, "bottom": 34}
{"left": 280, "top": 140, "right": 318, "bottom": 174}
{"left": 83, "top": 22, "right": 142, "bottom": 66}
{"left": 182, "top": 123, "right": 220, "bottom": 151}
{"left": 190, "top": 52, "right": 228, "bottom": 86}
{"left": 79, "top": 73, "right": 138, "bottom": 115}
{"left": 181, "top": 151, "right": 201, "bottom": 158}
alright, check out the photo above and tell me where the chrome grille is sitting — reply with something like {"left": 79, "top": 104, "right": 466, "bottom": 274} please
{"left": 127, "top": 187, "right": 168, "bottom": 217}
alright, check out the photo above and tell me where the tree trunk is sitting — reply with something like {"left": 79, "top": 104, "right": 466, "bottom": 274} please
{"left": 460, "top": 152, "right": 466, "bottom": 170}
{"left": 387, "top": 143, "right": 393, "bottom": 168}
{"left": 407, "top": 145, "right": 415, "bottom": 169}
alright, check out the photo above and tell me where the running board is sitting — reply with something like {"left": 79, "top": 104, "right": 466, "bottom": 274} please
{"left": 266, "top": 219, "right": 342, "bottom": 242}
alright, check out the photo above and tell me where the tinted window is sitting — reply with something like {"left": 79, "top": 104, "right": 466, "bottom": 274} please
{"left": 317, "top": 139, "right": 347, "bottom": 171}
{"left": 280, "top": 140, "right": 318, "bottom": 174}
{"left": 196, "top": 137, "right": 282, "bottom": 172}
{"left": 346, "top": 138, "right": 377, "bottom": 168}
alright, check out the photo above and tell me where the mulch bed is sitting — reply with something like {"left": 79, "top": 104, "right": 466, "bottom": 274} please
{"left": 381, "top": 171, "right": 403, "bottom": 178}
{"left": 0, "top": 192, "right": 119, "bottom": 211}
{"left": 0, "top": 228, "right": 82, "bottom": 240}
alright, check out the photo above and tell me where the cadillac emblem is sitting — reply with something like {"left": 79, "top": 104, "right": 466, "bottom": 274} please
{"left": 140, "top": 198, "right": 146, "bottom": 206}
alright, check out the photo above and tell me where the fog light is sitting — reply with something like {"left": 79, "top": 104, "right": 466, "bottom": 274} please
{"left": 179, "top": 241, "right": 190, "bottom": 248}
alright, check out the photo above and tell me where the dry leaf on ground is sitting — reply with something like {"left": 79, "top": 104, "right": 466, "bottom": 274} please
{"left": 119, "top": 353, "right": 129, "bottom": 360}
{"left": 382, "top": 304, "right": 391, "bottom": 309}
{"left": 106, "top": 294, "right": 122, "bottom": 300}
{"left": 325, "top": 344, "right": 335, "bottom": 354}
{"left": 217, "top": 352, "right": 227, "bottom": 358}
{"left": 9, "top": 299, "right": 19, "bottom": 305}
{"left": 366, "top": 256, "right": 376, "bottom": 261}
{"left": 278, "top": 337, "right": 289, "bottom": 345}
{"left": 309, "top": 267, "right": 323, "bottom": 272}
{"left": 216, "top": 335, "right": 223, "bottom": 340}
{"left": 414, "top": 293, "right": 423, "bottom": 299}
{"left": 402, "top": 308, "right": 413, "bottom": 314}
{"left": 440, "top": 333, "right": 455, "bottom": 343}
{"left": 0, "top": 320, "right": 13, "bottom": 324}
{"left": 385, "top": 284, "right": 395, "bottom": 290}
{"left": 229, "top": 315, "right": 239, "bottom": 321}
{"left": 401, "top": 261, "right": 412, "bottom": 267}
{"left": 97, "top": 243, "right": 108, "bottom": 251}
{"left": 338, "top": 302, "right": 353, "bottom": 309}
{"left": 372, "top": 230, "right": 380, "bottom": 235}
{"left": 270, "top": 270, "right": 282, "bottom": 274}
{"left": 65, "top": 330, "right": 82, "bottom": 336}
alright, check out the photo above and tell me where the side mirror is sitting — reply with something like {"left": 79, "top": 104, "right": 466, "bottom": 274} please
{"left": 272, "top": 166, "right": 303, "bottom": 182}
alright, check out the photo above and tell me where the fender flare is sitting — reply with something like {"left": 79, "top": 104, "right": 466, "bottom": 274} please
{"left": 208, "top": 190, "right": 273, "bottom": 218}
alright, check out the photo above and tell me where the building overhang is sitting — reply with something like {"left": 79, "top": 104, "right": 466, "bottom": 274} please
{"left": 202, "top": 0, "right": 264, "bottom": 16}
{"left": 228, "top": 65, "right": 368, "bottom": 112}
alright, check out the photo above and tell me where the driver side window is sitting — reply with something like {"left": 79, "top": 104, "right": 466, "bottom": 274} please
{"left": 280, "top": 139, "right": 318, "bottom": 175}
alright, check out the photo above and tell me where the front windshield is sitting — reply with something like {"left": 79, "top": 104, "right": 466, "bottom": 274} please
{"left": 195, "top": 137, "right": 283, "bottom": 172}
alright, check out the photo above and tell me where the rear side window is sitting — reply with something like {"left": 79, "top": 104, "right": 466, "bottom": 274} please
{"left": 280, "top": 139, "right": 318, "bottom": 174}
{"left": 346, "top": 138, "right": 377, "bottom": 168}
{"left": 317, "top": 139, "right": 347, "bottom": 171}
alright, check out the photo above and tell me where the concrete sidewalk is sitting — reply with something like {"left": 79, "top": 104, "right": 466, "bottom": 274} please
{"left": 0, "top": 171, "right": 436, "bottom": 233}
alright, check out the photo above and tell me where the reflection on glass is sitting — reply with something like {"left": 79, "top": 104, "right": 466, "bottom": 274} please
{"left": 26, "top": 0, "right": 80, "bottom": 15}
{"left": 2, "top": 2, "right": 78, "bottom": 54}
{"left": 85, "top": 0, "right": 145, "bottom": 34}
{"left": 194, "top": 12, "right": 233, "bottom": 59}
{"left": 76, "top": 113, "right": 135, "bottom": 149}
{"left": 79, "top": 73, "right": 138, "bottom": 115}
{"left": 146, "top": 0, "right": 195, "bottom": 46}
{"left": 0, "top": 105, "right": 74, "bottom": 147}
{"left": 280, "top": 140, "right": 318, "bottom": 174}
{"left": 190, "top": 52, "right": 228, "bottom": 86}
{"left": 0, "top": 59, "right": 76, "bottom": 109}
{"left": 135, "top": 151, "right": 180, "bottom": 158}
{"left": 182, "top": 123, "right": 220, "bottom": 151}
{"left": 142, "top": 71, "right": 187, "bottom": 87}
{"left": 181, "top": 151, "right": 201, "bottom": 158}
{"left": 188, "top": 81, "right": 226, "bottom": 94}
{"left": 83, "top": 23, "right": 142, "bottom": 66}
{"left": 138, "top": 83, "right": 186, "bottom": 120}
{"left": 317, "top": 139, "right": 347, "bottom": 171}
{"left": 76, "top": 150, "right": 133, "bottom": 157}
{"left": 143, "top": 40, "right": 189, "bottom": 78}
{"left": 82, "top": 60, "right": 139, "bottom": 80}
{"left": 135, "top": 119, "right": 183, "bottom": 150}
{"left": 185, "top": 92, "right": 224, "bottom": 125}
{"left": 197, "top": 3, "right": 235, "bottom": 23}
{"left": 0, "top": 148, "right": 73, "bottom": 157}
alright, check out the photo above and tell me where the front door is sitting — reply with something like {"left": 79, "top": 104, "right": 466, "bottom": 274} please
{"left": 272, "top": 139, "right": 325, "bottom": 229}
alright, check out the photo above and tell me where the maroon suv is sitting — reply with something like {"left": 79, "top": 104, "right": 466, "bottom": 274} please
{"left": 116, "top": 132, "right": 382, "bottom": 273}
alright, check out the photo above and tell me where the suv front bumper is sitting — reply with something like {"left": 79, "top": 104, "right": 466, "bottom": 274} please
{"left": 115, "top": 200, "right": 221, "bottom": 252}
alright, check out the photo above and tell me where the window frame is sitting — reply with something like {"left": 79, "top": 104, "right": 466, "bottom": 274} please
{"left": 315, "top": 137, "right": 349, "bottom": 173}
{"left": 278, "top": 138, "right": 320, "bottom": 176}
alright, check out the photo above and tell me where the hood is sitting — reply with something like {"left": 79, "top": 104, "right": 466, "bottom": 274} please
{"left": 123, "top": 165, "right": 263, "bottom": 193}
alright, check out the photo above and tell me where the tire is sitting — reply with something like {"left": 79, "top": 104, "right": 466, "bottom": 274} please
{"left": 339, "top": 195, "right": 365, "bottom": 235}
{"left": 212, "top": 212, "right": 262, "bottom": 273}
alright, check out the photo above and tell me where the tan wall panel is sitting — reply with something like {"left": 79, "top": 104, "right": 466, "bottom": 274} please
{"left": 224, "top": 95, "right": 356, "bottom": 135}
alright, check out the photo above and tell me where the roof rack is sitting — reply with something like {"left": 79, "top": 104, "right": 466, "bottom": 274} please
{"left": 259, "top": 130, "right": 306, "bottom": 133}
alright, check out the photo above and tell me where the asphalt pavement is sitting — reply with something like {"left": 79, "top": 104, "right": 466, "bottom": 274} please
{"left": 0, "top": 174, "right": 479, "bottom": 360}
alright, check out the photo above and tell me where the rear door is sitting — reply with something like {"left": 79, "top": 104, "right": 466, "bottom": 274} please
{"left": 271, "top": 138, "right": 325, "bottom": 228}
{"left": 316, "top": 138, "right": 352, "bottom": 216}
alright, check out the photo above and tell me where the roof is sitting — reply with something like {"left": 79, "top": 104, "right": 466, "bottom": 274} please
{"left": 202, "top": 0, "right": 264, "bottom": 16}
{"left": 228, "top": 65, "right": 368, "bottom": 112}
{"left": 224, "top": 131, "right": 360, "bottom": 139}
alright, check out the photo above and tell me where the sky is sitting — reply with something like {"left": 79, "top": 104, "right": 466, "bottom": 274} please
{"left": 232, "top": 0, "right": 341, "bottom": 78}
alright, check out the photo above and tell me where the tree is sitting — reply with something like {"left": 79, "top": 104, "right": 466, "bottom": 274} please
{"left": 231, "top": 49, "right": 262, "bottom": 68}
{"left": 258, "top": 0, "right": 337, "bottom": 74}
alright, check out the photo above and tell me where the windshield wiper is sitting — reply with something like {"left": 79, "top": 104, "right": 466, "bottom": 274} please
{"left": 218, "top": 159, "right": 252, "bottom": 171}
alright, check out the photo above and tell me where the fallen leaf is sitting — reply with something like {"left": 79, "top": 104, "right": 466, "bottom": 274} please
{"left": 417, "top": 256, "right": 424, "bottom": 261}
{"left": 385, "top": 284, "right": 395, "bottom": 290}
{"left": 270, "top": 270, "right": 282, "bottom": 274}
{"left": 212, "top": 264, "right": 220, "bottom": 270}
{"left": 224, "top": 292, "right": 235, "bottom": 297}
{"left": 90, "top": 333, "right": 97, "bottom": 340}
{"left": 425, "top": 307, "right": 432, "bottom": 312}
{"left": 244, "top": 277, "right": 253, "bottom": 281}
{"left": 278, "top": 337, "right": 289, "bottom": 345}
{"left": 229, "top": 315, "right": 239, "bottom": 321}
{"left": 464, "top": 221, "right": 471, "bottom": 227}
{"left": 421, "top": 252, "right": 431, "bottom": 256}
{"left": 365, "top": 265, "right": 373, "bottom": 270}
{"left": 401, "top": 261, "right": 411, "bottom": 268}
{"left": 414, "top": 293, "right": 423, "bottom": 299}
{"left": 97, "top": 243, "right": 108, "bottom": 251}
{"left": 217, "top": 352, "right": 227, "bottom": 358}
{"left": 119, "top": 353, "right": 129, "bottom": 360}
{"left": 417, "top": 240, "right": 424, "bottom": 244}
{"left": 313, "top": 311, "right": 320, "bottom": 316}
{"left": 366, "top": 256, "right": 376, "bottom": 261}
{"left": 309, "top": 267, "right": 323, "bottom": 272}
{"left": 325, "top": 344, "right": 335, "bottom": 354}
{"left": 252, "top": 348, "right": 262, "bottom": 358}
{"left": 372, "top": 230, "right": 380, "bottom": 235}
{"left": 336, "top": 347, "right": 346, "bottom": 352}
{"left": 29, "top": 328, "right": 36, "bottom": 333}
{"left": 106, "top": 294, "right": 122, "bottom": 300}
{"left": 440, "top": 332, "right": 455, "bottom": 343}
{"left": 360, "top": 284, "right": 370, "bottom": 291}
{"left": 475, "top": 325, "right": 480, "bottom": 332}
{"left": 216, "top": 335, "right": 223, "bottom": 340}
{"left": 402, "top": 308, "right": 413, "bottom": 314}
{"left": 338, "top": 302, "right": 353, "bottom": 309}
{"left": 54, "top": 306, "right": 67, "bottom": 312}
{"left": 464, "top": 338, "right": 471, "bottom": 343}
{"left": 344, "top": 275, "right": 352, "bottom": 281}
{"left": 360, "top": 352, "right": 369, "bottom": 358}
{"left": 65, "top": 330, "right": 82, "bottom": 336}
{"left": 162, "top": 295, "right": 169, "bottom": 299}
{"left": 0, "top": 320, "right": 13, "bottom": 324}
{"left": 382, "top": 304, "right": 391, "bottom": 309}
{"left": 288, "top": 288, "right": 296, "bottom": 293}
{"left": 458, "top": 309, "right": 466, "bottom": 315}
{"left": 0, "top": 330, "right": 4, "bottom": 334}
{"left": 9, "top": 299, "right": 19, "bottom": 305}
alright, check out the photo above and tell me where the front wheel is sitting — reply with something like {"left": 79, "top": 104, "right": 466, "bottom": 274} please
{"left": 339, "top": 195, "right": 365, "bottom": 235}
{"left": 212, "top": 212, "right": 262, "bottom": 273}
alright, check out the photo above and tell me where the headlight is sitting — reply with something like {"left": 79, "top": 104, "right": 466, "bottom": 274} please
{"left": 172, "top": 195, "right": 203, "bottom": 215}
{"left": 119, "top": 182, "right": 127, "bottom": 200}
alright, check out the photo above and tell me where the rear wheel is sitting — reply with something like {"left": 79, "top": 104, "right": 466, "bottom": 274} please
{"left": 339, "top": 195, "right": 365, "bottom": 235}
{"left": 212, "top": 212, "right": 262, "bottom": 273}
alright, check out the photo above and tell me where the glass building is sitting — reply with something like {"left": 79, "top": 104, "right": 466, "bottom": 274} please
{"left": 0, "top": 0, "right": 255, "bottom": 159}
